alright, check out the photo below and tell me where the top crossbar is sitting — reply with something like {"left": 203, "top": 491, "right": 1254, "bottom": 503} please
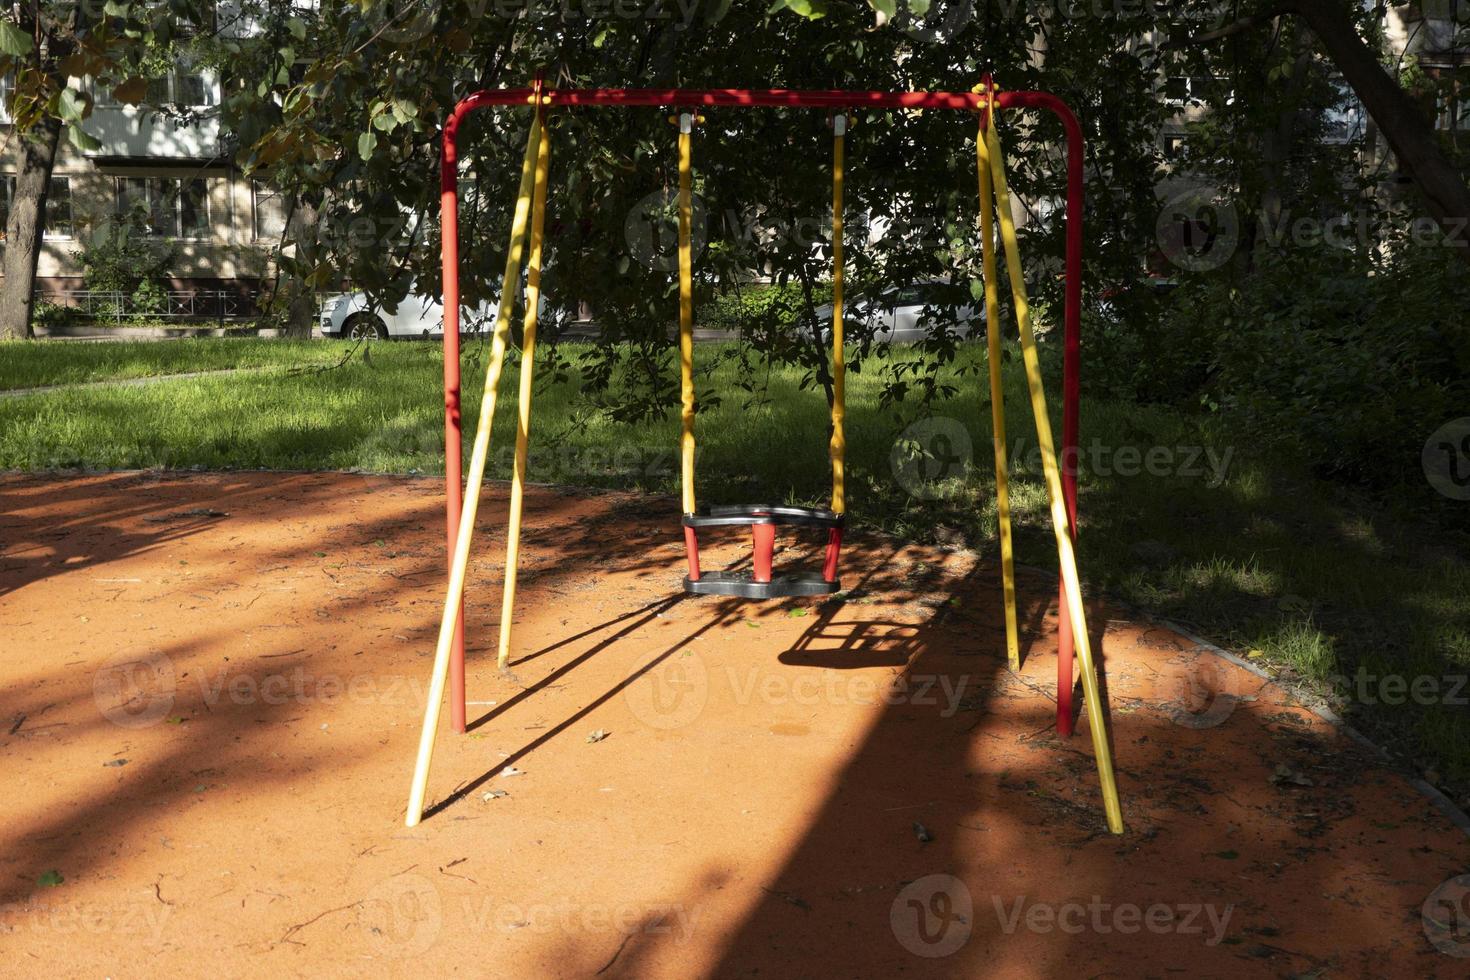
{"left": 447, "top": 86, "right": 1074, "bottom": 112}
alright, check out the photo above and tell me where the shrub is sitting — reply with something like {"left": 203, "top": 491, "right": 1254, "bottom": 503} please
{"left": 703, "top": 281, "right": 833, "bottom": 335}
{"left": 130, "top": 279, "right": 168, "bottom": 321}
{"left": 74, "top": 217, "right": 175, "bottom": 295}
{"left": 1206, "top": 243, "right": 1469, "bottom": 488}
{"left": 1087, "top": 237, "right": 1470, "bottom": 496}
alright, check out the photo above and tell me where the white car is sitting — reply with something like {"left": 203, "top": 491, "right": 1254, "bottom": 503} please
{"left": 814, "top": 281, "right": 981, "bottom": 343}
{"left": 319, "top": 284, "right": 547, "bottom": 340}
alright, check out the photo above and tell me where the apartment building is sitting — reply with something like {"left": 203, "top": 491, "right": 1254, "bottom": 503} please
{"left": 1, "top": 64, "right": 285, "bottom": 309}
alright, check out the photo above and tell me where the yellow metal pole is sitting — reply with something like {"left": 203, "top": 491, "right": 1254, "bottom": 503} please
{"left": 829, "top": 114, "right": 847, "bottom": 514}
{"left": 982, "top": 117, "right": 1125, "bottom": 836}
{"left": 497, "top": 112, "right": 551, "bottom": 671}
{"left": 975, "top": 110, "right": 1020, "bottom": 672}
{"left": 406, "top": 106, "right": 544, "bottom": 828}
{"left": 677, "top": 112, "right": 697, "bottom": 515}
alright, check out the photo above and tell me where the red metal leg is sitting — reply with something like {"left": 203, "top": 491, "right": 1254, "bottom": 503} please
{"left": 684, "top": 525, "right": 701, "bottom": 581}
{"left": 1056, "top": 108, "right": 1083, "bottom": 738}
{"left": 821, "top": 526, "right": 843, "bottom": 583}
{"left": 752, "top": 524, "right": 775, "bottom": 584}
{"left": 442, "top": 125, "right": 467, "bottom": 734}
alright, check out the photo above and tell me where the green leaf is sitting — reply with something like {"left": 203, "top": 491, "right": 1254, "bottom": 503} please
{"left": 57, "top": 87, "right": 86, "bottom": 123}
{"left": 0, "top": 20, "right": 33, "bottom": 57}
{"left": 358, "top": 130, "right": 377, "bottom": 161}
{"left": 38, "top": 869, "right": 63, "bottom": 887}
{"left": 870, "top": 0, "right": 896, "bottom": 19}
{"left": 67, "top": 125, "right": 101, "bottom": 153}
{"left": 769, "top": 0, "right": 827, "bottom": 18}
{"left": 390, "top": 99, "right": 417, "bottom": 124}
{"left": 287, "top": 16, "right": 307, "bottom": 41}
{"left": 909, "top": 0, "right": 931, "bottom": 14}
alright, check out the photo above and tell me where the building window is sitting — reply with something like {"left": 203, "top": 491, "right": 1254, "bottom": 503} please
{"left": 0, "top": 176, "right": 75, "bottom": 240}
{"left": 1163, "top": 135, "right": 1189, "bottom": 161}
{"left": 115, "top": 176, "right": 210, "bottom": 239}
{"left": 252, "top": 181, "right": 287, "bottom": 241}
{"left": 46, "top": 177, "right": 73, "bottom": 238}
{"left": 1165, "top": 74, "right": 1229, "bottom": 108}
{"left": 142, "top": 70, "right": 217, "bottom": 108}
{"left": 174, "top": 72, "right": 214, "bottom": 108}
{"left": 1436, "top": 87, "right": 1470, "bottom": 131}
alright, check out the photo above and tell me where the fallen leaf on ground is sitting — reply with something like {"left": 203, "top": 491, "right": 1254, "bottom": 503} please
{"left": 1271, "top": 763, "right": 1314, "bottom": 787}
{"left": 586, "top": 729, "right": 609, "bottom": 743}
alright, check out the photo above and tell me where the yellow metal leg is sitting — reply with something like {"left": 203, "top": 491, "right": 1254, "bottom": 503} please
{"left": 497, "top": 116, "right": 552, "bottom": 671}
{"left": 406, "top": 111, "right": 544, "bottom": 828}
{"left": 677, "top": 113, "right": 697, "bottom": 515}
{"left": 829, "top": 115, "right": 847, "bottom": 514}
{"left": 975, "top": 121, "right": 1020, "bottom": 672}
{"left": 982, "top": 118, "right": 1125, "bottom": 835}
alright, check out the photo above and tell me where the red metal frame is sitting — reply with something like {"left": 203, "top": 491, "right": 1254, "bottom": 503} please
{"left": 440, "top": 86, "right": 1084, "bottom": 736}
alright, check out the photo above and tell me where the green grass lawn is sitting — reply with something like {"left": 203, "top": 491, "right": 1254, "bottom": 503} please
{"left": 2, "top": 337, "right": 1466, "bottom": 806}
{"left": 0, "top": 337, "right": 344, "bottom": 391}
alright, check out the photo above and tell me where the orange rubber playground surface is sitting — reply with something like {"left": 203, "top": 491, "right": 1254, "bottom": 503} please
{"left": 3, "top": 470, "right": 1469, "bottom": 977}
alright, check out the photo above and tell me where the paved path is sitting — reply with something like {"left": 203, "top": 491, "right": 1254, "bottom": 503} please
{"left": 0, "top": 366, "right": 268, "bottom": 400}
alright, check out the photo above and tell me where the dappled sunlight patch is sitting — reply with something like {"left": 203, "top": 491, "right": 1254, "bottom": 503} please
{"left": 1174, "top": 555, "right": 1281, "bottom": 603}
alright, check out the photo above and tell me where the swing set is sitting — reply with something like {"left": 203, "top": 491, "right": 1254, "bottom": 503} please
{"left": 405, "top": 80, "right": 1124, "bottom": 836}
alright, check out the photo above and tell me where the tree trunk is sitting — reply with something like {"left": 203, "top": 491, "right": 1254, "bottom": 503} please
{"left": 0, "top": 117, "right": 63, "bottom": 339}
{"left": 1286, "top": 0, "right": 1470, "bottom": 263}
{"left": 280, "top": 194, "right": 320, "bottom": 339}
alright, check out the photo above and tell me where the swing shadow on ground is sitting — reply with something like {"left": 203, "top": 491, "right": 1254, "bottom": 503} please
{"left": 423, "top": 515, "right": 1141, "bottom": 974}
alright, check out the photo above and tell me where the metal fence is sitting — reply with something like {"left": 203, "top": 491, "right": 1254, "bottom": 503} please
{"left": 39, "top": 289, "right": 256, "bottom": 323}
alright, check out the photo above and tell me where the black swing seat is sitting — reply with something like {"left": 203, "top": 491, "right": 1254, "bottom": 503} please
{"left": 683, "top": 571, "right": 841, "bottom": 599}
{"left": 681, "top": 505, "right": 845, "bottom": 599}
{"left": 681, "top": 504, "right": 844, "bottom": 529}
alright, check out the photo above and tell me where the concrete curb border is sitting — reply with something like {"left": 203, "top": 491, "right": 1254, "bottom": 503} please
{"left": 1147, "top": 611, "right": 1470, "bottom": 839}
